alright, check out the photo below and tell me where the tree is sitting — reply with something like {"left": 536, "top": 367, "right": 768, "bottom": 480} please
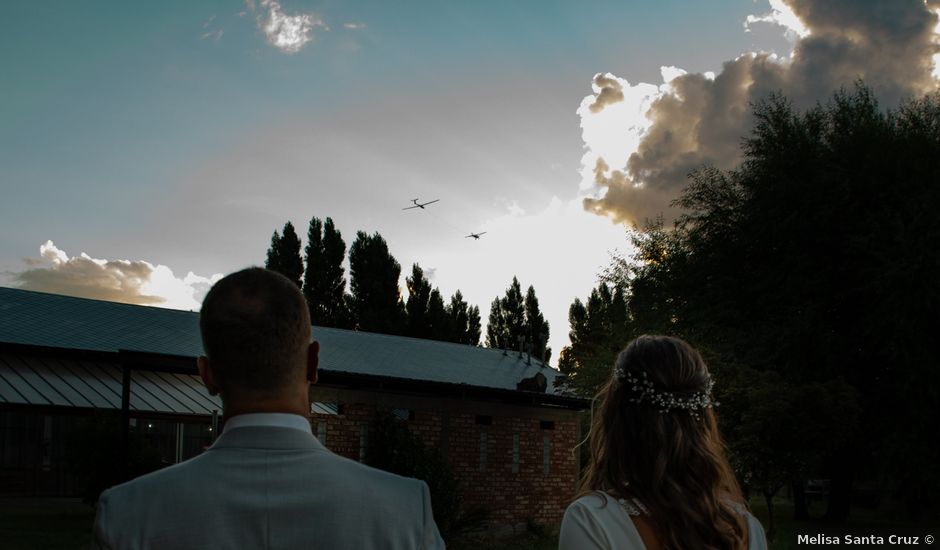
{"left": 303, "top": 217, "right": 349, "bottom": 328}
{"left": 466, "top": 306, "right": 482, "bottom": 347}
{"left": 611, "top": 84, "right": 940, "bottom": 522}
{"left": 485, "top": 277, "right": 527, "bottom": 351}
{"left": 348, "top": 231, "right": 406, "bottom": 335}
{"left": 447, "top": 291, "right": 481, "bottom": 346}
{"left": 264, "top": 221, "right": 304, "bottom": 287}
{"left": 524, "top": 285, "right": 550, "bottom": 362}
{"left": 405, "top": 264, "right": 433, "bottom": 339}
{"left": 557, "top": 283, "right": 634, "bottom": 397}
{"left": 427, "top": 289, "right": 449, "bottom": 341}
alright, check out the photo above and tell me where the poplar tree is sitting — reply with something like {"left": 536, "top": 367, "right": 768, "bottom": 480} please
{"left": 405, "top": 264, "right": 432, "bottom": 338}
{"left": 265, "top": 221, "right": 304, "bottom": 288}
{"left": 303, "top": 217, "right": 349, "bottom": 328}
{"left": 348, "top": 231, "right": 406, "bottom": 335}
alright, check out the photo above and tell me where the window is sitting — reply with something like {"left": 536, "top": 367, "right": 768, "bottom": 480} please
{"left": 317, "top": 421, "right": 327, "bottom": 443}
{"left": 392, "top": 408, "right": 414, "bottom": 421}
{"left": 311, "top": 402, "right": 340, "bottom": 415}
{"left": 540, "top": 420, "right": 555, "bottom": 430}
{"left": 479, "top": 432, "right": 488, "bottom": 472}
{"left": 512, "top": 433, "right": 520, "bottom": 473}
{"left": 475, "top": 415, "right": 492, "bottom": 426}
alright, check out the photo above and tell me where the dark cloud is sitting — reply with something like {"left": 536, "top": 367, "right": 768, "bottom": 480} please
{"left": 583, "top": 0, "right": 940, "bottom": 225}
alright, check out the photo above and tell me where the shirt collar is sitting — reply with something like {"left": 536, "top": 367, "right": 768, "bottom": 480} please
{"left": 222, "top": 413, "right": 312, "bottom": 435}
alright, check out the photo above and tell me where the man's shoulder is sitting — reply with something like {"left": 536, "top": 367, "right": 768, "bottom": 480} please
{"left": 99, "top": 452, "right": 210, "bottom": 502}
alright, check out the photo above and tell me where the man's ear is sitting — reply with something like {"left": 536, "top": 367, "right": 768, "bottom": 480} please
{"left": 197, "top": 356, "right": 221, "bottom": 396}
{"left": 307, "top": 341, "right": 320, "bottom": 385}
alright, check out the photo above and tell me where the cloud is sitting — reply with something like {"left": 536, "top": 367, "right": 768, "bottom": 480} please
{"left": 202, "top": 29, "right": 224, "bottom": 41}
{"left": 343, "top": 22, "right": 367, "bottom": 30}
{"left": 12, "top": 241, "right": 223, "bottom": 311}
{"left": 578, "top": 0, "right": 940, "bottom": 226}
{"left": 746, "top": 0, "right": 810, "bottom": 41}
{"left": 255, "top": 0, "right": 328, "bottom": 54}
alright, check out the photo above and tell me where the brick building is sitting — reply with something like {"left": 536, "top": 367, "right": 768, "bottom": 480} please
{"left": 0, "top": 287, "right": 588, "bottom": 530}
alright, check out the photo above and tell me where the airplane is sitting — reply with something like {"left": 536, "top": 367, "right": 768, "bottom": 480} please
{"left": 402, "top": 198, "right": 440, "bottom": 210}
{"left": 465, "top": 232, "right": 487, "bottom": 240}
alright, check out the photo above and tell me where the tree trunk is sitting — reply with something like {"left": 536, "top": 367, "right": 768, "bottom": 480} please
{"left": 792, "top": 477, "right": 809, "bottom": 520}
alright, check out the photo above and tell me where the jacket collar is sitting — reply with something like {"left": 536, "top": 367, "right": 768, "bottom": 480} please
{"left": 208, "top": 425, "right": 328, "bottom": 452}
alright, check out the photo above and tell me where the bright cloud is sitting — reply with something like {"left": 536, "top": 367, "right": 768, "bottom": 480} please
{"left": 745, "top": 0, "right": 810, "bottom": 41}
{"left": 578, "top": 0, "right": 940, "bottom": 226}
{"left": 12, "top": 241, "right": 223, "bottom": 311}
{"left": 257, "top": 0, "right": 328, "bottom": 54}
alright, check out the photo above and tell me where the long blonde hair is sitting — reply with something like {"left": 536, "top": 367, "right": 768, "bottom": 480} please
{"left": 578, "top": 335, "right": 748, "bottom": 550}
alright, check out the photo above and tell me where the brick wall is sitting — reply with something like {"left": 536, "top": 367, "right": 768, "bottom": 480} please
{"left": 309, "top": 387, "right": 582, "bottom": 530}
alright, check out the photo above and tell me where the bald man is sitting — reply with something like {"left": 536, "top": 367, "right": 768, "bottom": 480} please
{"left": 94, "top": 267, "right": 445, "bottom": 550}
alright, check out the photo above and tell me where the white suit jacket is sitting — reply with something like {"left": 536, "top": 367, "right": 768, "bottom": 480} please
{"left": 94, "top": 423, "right": 445, "bottom": 550}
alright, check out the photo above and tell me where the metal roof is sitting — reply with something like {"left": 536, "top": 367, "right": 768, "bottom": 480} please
{"left": 0, "top": 287, "right": 566, "bottom": 395}
{"left": 0, "top": 352, "right": 222, "bottom": 415}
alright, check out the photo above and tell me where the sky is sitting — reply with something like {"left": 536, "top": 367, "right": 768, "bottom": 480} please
{"left": 2, "top": 0, "right": 939, "bottom": 361}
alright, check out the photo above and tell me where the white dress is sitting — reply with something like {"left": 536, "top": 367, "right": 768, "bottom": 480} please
{"left": 559, "top": 492, "right": 768, "bottom": 550}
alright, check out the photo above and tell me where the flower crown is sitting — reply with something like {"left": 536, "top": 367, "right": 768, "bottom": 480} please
{"left": 614, "top": 366, "right": 717, "bottom": 419}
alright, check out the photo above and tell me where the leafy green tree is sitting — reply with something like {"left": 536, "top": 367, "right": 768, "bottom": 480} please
{"left": 557, "top": 283, "right": 634, "bottom": 397}
{"left": 348, "top": 231, "right": 406, "bottom": 335}
{"left": 613, "top": 84, "right": 940, "bottom": 522}
{"left": 265, "top": 221, "right": 304, "bottom": 287}
{"left": 303, "top": 217, "right": 350, "bottom": 328}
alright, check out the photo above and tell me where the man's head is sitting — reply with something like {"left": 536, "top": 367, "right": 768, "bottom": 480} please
{"left": 197, "top": 267, "right": 318, "bottom": 410}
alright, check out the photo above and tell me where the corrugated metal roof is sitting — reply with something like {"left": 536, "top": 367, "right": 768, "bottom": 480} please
{"left": 0, "top": 353, "right": 222, "bottom": 415}
{"left": 0, "top": 287, "right": 564, "bottom": 394}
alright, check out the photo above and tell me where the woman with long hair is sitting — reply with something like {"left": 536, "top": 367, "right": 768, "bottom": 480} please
{"left": 559, "top": 335, "right": 767, "bottom": 550}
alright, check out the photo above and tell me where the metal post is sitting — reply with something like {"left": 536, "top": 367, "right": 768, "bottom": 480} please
{"left": 121, "top": 363, "right": 131, "bottom": 481}
{"left": 211, "top": 409, "right": 219, "bottom": 443}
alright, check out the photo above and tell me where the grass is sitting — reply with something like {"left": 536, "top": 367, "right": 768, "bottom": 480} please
{"left": 1, "top": 496, "right": 931, "bottom": 550}
{"left": 0, "top": 498, "right": 95, "bottom": 550}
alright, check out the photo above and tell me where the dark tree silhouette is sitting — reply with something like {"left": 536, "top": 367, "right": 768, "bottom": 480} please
{"left": 348, "top": 231, "right": 406, "bottom": 335}
{"left": 303, "top": 217, "right": 350, "bottom": 328}
{"left": 265, "top": 221, "right": 304, "bottom": 288}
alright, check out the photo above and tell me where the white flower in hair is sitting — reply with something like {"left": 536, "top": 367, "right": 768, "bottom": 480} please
{"left": 614, "top": 366, "right": 717, "bottom": 419}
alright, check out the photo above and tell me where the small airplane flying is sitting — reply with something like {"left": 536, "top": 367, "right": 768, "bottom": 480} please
{"left": 465, "top": 232, "right": 487, "bottom": 240}
{"left": 402, "top": 198, "right": 440, "bottom": 210}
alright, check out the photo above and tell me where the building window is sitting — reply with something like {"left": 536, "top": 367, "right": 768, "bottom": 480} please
{"left": 479, "top": 432, "right": 488, "bottom": 472}
{"left": 359, "top": 424, "right": 369, "bottom": 462}
{"left": 311, "top": 402, "right": 340, "bottom": 415}
{"left": 317, "top": 421, "right": 327, "bottom": 444}
{"left": 392, "top": 408, "right": 414, "bottom": 421}
{"left": 543, "top": 434, "right": 551, "bottom": 474}
{"left": 512, "top": 433, "right": 520, "bottom": 473}
{"left": 540, "top": 420, "right": 555, "bottom": 430}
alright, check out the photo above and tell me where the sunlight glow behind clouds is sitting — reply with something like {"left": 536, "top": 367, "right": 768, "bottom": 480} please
{"left": 14, "top": 241, "right": 223, "bottom": 311}
{"left": 409, "top": 196, "right": 629, "bottom": 358}
{"left": 745, "top": 0, "right": 810, "bottom": 41}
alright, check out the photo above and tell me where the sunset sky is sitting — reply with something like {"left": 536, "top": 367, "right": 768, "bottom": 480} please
{"left": 2, "top": 0, "right": 938, "bottom": 358}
